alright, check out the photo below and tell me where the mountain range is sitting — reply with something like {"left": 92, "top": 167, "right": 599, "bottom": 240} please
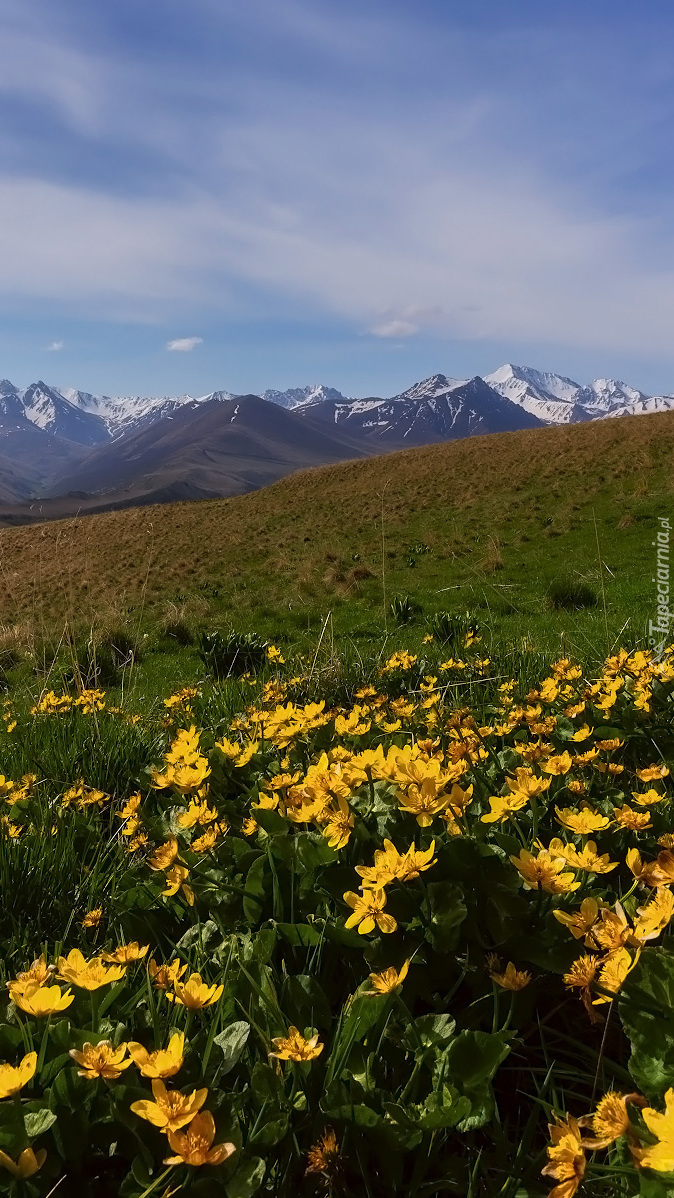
{"left": 0, "top": 363, "right": 672, "bottom": 521}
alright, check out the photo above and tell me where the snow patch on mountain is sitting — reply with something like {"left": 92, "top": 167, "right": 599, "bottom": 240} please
{"left": 262, "top": 384, "right": 350, "bottom": 409}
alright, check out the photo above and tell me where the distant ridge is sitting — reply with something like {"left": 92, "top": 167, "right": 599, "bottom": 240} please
{"left": 0, "top": 362, "right": 673, "bottom": 515}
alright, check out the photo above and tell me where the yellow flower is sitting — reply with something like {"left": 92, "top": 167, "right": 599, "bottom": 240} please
{"left": 168, "top": 973, "right": 224, "bottom": 1009}
{"left": 69, "top": 1041, "right": 132, "bottom": 1080}
{"left": 191, "top": 825, "right": 221, "bottom": 853}
{"left": 81, "top": 908, "right": 104, "bottom": 928}
{"left": 636, "top": 764, "right": 670, "bottom": 782}
{"left": 306, "top": 1128, "right": 341, "bottom": 1176}
{"left": 11, "top": 982, "right": 74, "bottom": 1018}
{"left": 541, "top": 752, "right": 573, "bottom": 776}
{"left": 162, "top": 864, "right": 195, "bottom": 906}
{"left": 612, "top": 805, "right": 652, "bottom": 830}
{"left": 589, "top": 1091, "right": 644, "bottom": 1147}
{"left": 553, "top": 898, "right": 601, "bottom": 942}
{"left": 101, "top": 942, "right": 149, "bottom": 965}
{"left": 554, "top": 805, "right": 610, "bottom": 834}
{"left": 131, "top": 1079, "right": 208, "bottom": 1133}
{"left": 631, "top": 787, "right": 665, "bottom": 806}
{"left": 365, "top": 960, "right": 410, "bottom": 995}
{"left": 148, "top": 837, "right": 179, "bottom": 870}
{"left": 627, "top": 848, "right": 674, "bottom": 887}
{"left": 128, "top": 1032, "right": 185, "bottom": 1079}
{"left": 343, "top": 888, "right": 397, "bottom": 934}
{"left": 0, "top": 1147, "right": 47, "bottom": 1179}
{"left": 269, "top": 1026, "right": 324, "bottom": 1061}
{"left": 241, "top": 817, "right": 258, "bottom": 837}
{"left": 510, "top": 848, "right": 581, "bottom": 894}
{"left": 481, "top": 791, "right": 529, "bottom": 824}
{"left": 570, "top": 724, "right": 592, "bottom": 742}
{"left": 541, "top": 1115, "right": 586, "bottom": 1198}
{"left": 548, "top": 837, "right": 618, "bottom": 875}
{"left": 593, "top": 947, "right": 639, "bottom": 1005}
{"left": 163, "top": 1110, "right": 237, "bottom": 1167}
{"left": 322, "top": 798, "right": 355, "bottom": 849}
{"left": 148, "top": 959, "right": 188, "bottom": 989}
{"left": 487, "top": 960, "right": 531, "bottom": 991}
{"left": 8, "top": 954, "right": 54, "bottom": 994}
{"left": 57, "top": 949, "right": 126, "bottom": 991}
{"left": 0, "top": 1051, "right": 37, "bottom": 1098}
{"left": 632, "top": 1087, "right": 674, "bottom": 1171}
{"left": 563, "top": 954, "right": 600, "bottom": 992}
{"left": 633, "top": 888, "right": 674, "bottom": 943}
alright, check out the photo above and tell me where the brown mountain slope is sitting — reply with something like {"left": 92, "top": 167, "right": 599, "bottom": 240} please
{"left": 42, "top": 394, "right": 372, "bottom": 504}
{"left": 0, "top": 407, "right": 672, "bottom": 632}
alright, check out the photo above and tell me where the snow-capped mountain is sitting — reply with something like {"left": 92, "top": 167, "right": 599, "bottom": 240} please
{"left": 60, "top": 387, "right": 234, "bottom": 437}
{"left": 262, "top": 384, "right": 349, "bottom": 409}
{"left": 483, "top": 363, "right": 673, "bottom": 424}
{"left": 294, "top": 375, "right": 543, "bottom": 445}
{"left": 1, "top": 362, "right": 674, "bottom": 513}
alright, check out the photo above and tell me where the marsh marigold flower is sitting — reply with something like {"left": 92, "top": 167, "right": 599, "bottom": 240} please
{"left": 586, "top": 1090, "right": 645, "bottom": 1148}
{"left": 548, "top": 838, "right": 618, "bottom": 875}
{"left": 365, "top": 960, "right": 410, "bottom": 995}
{"left": 612, "top": 805, "right": 652, "bottom": 831}
{"left": 269, "top": 1027, "right": 323, "bottom": 1062}
{"left": 343, "top": 888, "right": 397, "bottom": 934}
{"left": 131, "top": 1079, "right": 208, "bottom": 1133}
{"left": 57, "top": 949, "right": 126, "bottom": 991}
{"left": 554, "top": 897, "right": 601, "bottom": 942}
{"left": 163, "top": 1111, "right": 236, "bottom": 1167}
{"left": 81, "top": 908, "right": 104, "bottom": 928}
{"left": 128, "top": 1032, "right": 185, "bottom": 1079}
{"left": 306, "top": 1128, "right": 340, "bottom": 1176}
{"left": 593, "top": 947, "right": 639, "bottom": 1005}
{"left": 0, "top": 1051, "right": 36, "bottom": 1098}
{"left": 487, "top": 958, "right": 531, "bottom": 991}
{"left": 10, "top": 982, "right": 74, "bottom": 1018}
{"left": 101, "top": 942, "right": 149, "bottom": 965}
{"left": 554, "top": 805, "right": 610, "bottom": 835}
{"left": 69, "top": 1041, "right": 132, "bottom": 1080}
{"left": 632, "top": 1088, "right": 674, "bottom": 1171}
{"left": 510, "top": 847, "right": 581, "bottom": 894}
{"left": 636, "top": 764, "right": 669, "bottom": 782}
{"left": 148, "top": 958, "right": 188, "bottom": 989}
{"left": 541, "top": 1115, "right": 586, "bottom": 1198}
{"left": 0, "top": 1147, "right": 46, "bottom": 1179}
{"left": 168, "top": 973, "right": 224, "bottom": 1009}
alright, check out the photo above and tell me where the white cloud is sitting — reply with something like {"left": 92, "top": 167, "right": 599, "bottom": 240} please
{"left": 1, "top": 0, "right": 674, "bottom": 366}
{"left": 46, "top": 339, "right": 64, "bottom": 351}
{"left": 166, "top": 336, "right": 203, "bottom": 352}
{"left": 369, "top": 320, "right": 419, "bottom": 339}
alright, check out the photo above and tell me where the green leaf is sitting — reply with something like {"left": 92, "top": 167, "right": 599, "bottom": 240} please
{"left": 0, "top": 1103, "right": 27, "bottom": 1155}
{"left": 443, "top": 1031, "right": 510, "bottom": 1130}
{"left": 243, "top": 856, "right": 267, "bottom": 924}
{"left": 275, "top": 922, "right": 323, "bottom": 948}
{"left": 413, "top": 1013, "right": 456, "bottom": 1049}
{"left": 248, "top": 1114, "right": 289, "bottom": 1147}
{"left": 226, "top": 1154, "right": 266, "bottom": 1198}
{"left": 214, "top": 1021, "right": 250, "bottom": 1074}
{"left": 620, "top": 946, "right": 674, "bottom": 1096}
{"left": 425, "top": 880, "right": 467, "bottom": 952}
{"left": 23, "top": 1108, "right": 58, "bottom": 1138}
{"left": 254, "top": 808, "right": 288, "bottom": 836}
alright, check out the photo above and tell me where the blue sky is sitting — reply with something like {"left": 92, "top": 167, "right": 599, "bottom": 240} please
{"left": 2, "top": 0, "right": 674, "bottom": 397}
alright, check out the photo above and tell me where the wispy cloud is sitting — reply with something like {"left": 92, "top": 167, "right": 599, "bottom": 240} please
{"left": 369, "top": 320, "right": 419, "bottom": 340}
{"left": 166, "top": 336, "right": 203, "bottom": 352}
{"left": 46, "top": 339, "right": 64, "bottom": 351}
{"left": 1, "top": 0, "right": 674, "bottom": 375}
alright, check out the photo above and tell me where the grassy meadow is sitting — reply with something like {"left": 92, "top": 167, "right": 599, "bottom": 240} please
{"left": 0, "top": 412, "right": 672, "bottom": 1196}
